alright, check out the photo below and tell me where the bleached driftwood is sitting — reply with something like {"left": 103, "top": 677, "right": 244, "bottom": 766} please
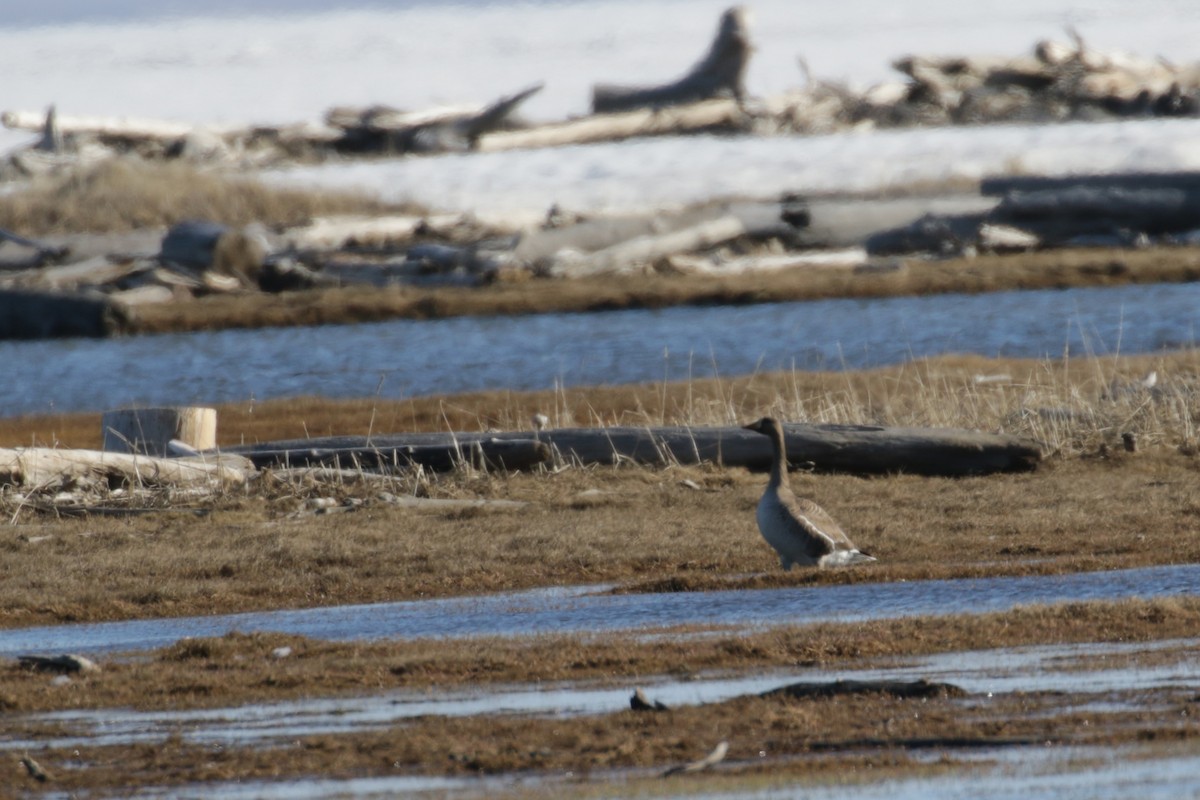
{"left": 332, "top": 84, "right": 543, "bottom": 153}
{"left": 515, "top": 200, "right": 788, "bottom": 269}
{"left": 282, "top": 214, "right": 459, "bottom": 250}
{"left": 665, "top": 247, "right": 870, "bottom": 274}
{"left": 547, "top": 215, "right": 747, "bottom": 277}
{"left": 592, "top": 6, "right": 752, "bottom": 113}
{"left": 1, "top": 109, "right": 243, "bottom": 140}
{"left": 227, "top": 423, "right": 1042, "bottom": 476}
{"left": 0, "top": 447, "right": 249, "bottom": 489}
{"left": 101, "top": 407, "right": 217, "bottom": 456}
{"left": 787, "top": 195, "right": 1000, "bottom": 249}
{"left": 0, "top": 227, "right": 70, "bottom": 263}
{"left": 326, "top": 103, "right": 484, "bottom": 131}
{"left": 477, "top": 98, "right": 745, "bottom": 152}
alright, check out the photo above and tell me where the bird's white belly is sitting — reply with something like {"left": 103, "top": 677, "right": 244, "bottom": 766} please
{"left": 756, "top": 496, "right": 818, "bottom": 567}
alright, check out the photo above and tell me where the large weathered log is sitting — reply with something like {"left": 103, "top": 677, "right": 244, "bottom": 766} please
{"left": 980, "top": 172, "right": 1200, "bottom": 196}
{"left": 477, "top": 98, "right": 745, "bottom": 152}
{"left": 665, "top": 248, "right": 869, "bottom": 275}
{"left": 547, "top": 215, "right": 747, "bottom": 277}
{"left": 1, "top": 109, "right": 242, "bottom": 140}
{"left": 0, "top": 227, "right": 70, "bottom": 263}
{"left": 0, "top": 256, "right": 145, "bottom": 292}
{"left": 0, "top": 447, "right": 248, "bottom": 489}
{"left": 0, "top": 288, "right": 131, "bottom": 340}
{"left": 226, "top": 424, "right": 1042, "bottom": 476}
{"left": 592, "top": 6, "right": 752, "bottom": 113}
{"left": 234, "top": 438, "right": 552, "bottom": 473}
{"left": 989, "top": 186, "right": 1200, "bottom": 238}
{"left": 101, "top": 407, "right": 217, "bottom": 457}
{"left": 786, "top": 195, "right": 999, "bottom": 249}
{"left": 514, "top": 201, "right": 787, "bottom": 267}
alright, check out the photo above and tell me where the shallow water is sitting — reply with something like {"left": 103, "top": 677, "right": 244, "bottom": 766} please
{"left": 2, "top": 282, "right": 1199, "bottom": 416}
{"left": 1, "top": 563, "right": 1196, "bottom": 658}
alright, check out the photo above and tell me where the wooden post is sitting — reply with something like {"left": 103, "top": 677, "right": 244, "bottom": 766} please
{"left": 101, "top": 407, "right": 217, "bottom": 456}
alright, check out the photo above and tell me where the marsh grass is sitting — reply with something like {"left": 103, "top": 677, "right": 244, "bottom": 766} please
{"left": 0, "top": 159, "right": 406, "bottom": 234}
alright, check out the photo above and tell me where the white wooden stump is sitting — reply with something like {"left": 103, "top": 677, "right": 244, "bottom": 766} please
{"left": 101, "top": 407, "right": 217, "bottom": 456}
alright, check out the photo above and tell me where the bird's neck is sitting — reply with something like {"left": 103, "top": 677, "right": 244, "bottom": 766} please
{"left": 768, "top": 425, "right": 790, "bottom": 489}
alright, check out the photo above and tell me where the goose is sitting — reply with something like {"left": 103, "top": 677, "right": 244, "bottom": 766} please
{"left": 743, "top": 417, "right": 876, "bottom": 569}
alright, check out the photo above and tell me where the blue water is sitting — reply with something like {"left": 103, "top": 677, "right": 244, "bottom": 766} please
{"left": 0, "top": 282, "right": 1196, "bottom": 417}
{"left": 0, "top": 563, "right": 1195, "bottom": 656}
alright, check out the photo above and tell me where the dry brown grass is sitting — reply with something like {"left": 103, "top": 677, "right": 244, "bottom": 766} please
{"left": 126, "top": 245, "right": 1200, "bottom": 336}
{"left": 0, "top": 159, "right": 407, "bottom": 234}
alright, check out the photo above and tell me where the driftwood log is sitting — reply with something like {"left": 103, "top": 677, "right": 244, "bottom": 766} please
{"left": 226, "top": 423, "right": 1041, "bottom": 476}
{"left": 331, "top": 83, "right": 543, "bottom": 154}
{"left": 0, "top": 288, "right": 131, "bottom": 340}
{"left": 0, "top": 447, "right": 249, "bottom": 489}
{"left": 514, "top": 200, "right": 791, "bottom": 274}
{"left": 592, "top": 6, "right": 751, "bottom": 113}
{"left": 0, "top": 227, "right": 70, "bottom": 265}
{"left": 234, "top": 438, "right": 552, "bottom": 473}
{"left": 478, "top": 98, "right": 747, "bottom": 152}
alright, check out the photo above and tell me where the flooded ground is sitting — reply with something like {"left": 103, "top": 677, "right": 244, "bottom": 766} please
{"left": 8, "top": 636, "right": 1197, "bottom": 753}
{"left": 9, "top": 634, "right": 1198, "bottom": 798}
{"left": 2, "top": 563, "right": 1196, "bottom": 658}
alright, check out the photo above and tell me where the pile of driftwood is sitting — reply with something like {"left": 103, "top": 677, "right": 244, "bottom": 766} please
{"left": 4, "top": 8, "right": 1200, "bottom": 178}
{"left": 9, "top": 165, "right": 1200, "bottom": 338}
{"left": 865, "top": 172, "right": 1200, "bottom": 257}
